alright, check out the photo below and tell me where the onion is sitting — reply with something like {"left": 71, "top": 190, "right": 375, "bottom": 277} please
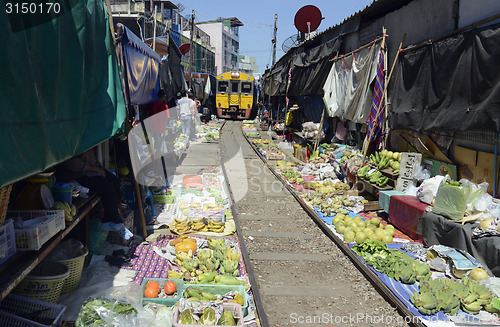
{"left": 470, "top": 267, "right": 489, "bottom": 281}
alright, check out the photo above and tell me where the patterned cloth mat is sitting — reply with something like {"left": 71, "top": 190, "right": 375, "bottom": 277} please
{"left": 125, "top": 235, "right": 246, "bottom": 286}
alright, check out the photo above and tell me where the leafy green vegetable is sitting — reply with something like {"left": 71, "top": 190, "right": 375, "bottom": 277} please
{"left": 75, "top": 298, "right": 137, "bottom": 327}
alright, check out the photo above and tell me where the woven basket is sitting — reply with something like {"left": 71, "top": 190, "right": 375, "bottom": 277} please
{"left": 58, "top": 247, "right": 88, "bottom": 294}
{"left": 0, "top": 185, "right": 13, "bottom": 227}
{"left": 13, "top": 261, "right": 70, "bottom": 303}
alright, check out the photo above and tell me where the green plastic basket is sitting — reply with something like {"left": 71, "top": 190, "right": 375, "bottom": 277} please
{"left": 13, "top": 261, "right": 70, "bottom": 303}
{"left": 58, "top": 247, "right": 88, "bottom": 294}
{"left": 141, "top": 278, "right": 184, "bottom": 306}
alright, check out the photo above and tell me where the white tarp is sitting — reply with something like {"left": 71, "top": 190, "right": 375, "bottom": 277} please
{"left": 323, "top": 41, "right": 382, "bottom": 123}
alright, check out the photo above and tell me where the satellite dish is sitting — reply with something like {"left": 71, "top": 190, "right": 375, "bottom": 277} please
{"left": 282, "top": 34, "right": 301, "bottom": 53}
{"left": 179, "top": 43, "right": 191, "bottom": 55}
{"left": 294, "top": 5, "right": 322, "bottom": 34}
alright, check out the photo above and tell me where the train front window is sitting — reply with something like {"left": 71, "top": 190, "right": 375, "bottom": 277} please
{"left": 231, "top": 82, "right": 239, "bottom": 93}
{"left": 218, "top": 81, "right": 229, "bottom": 93}
{"left": 241, "top": 82, "right": 252, "bottom": 94}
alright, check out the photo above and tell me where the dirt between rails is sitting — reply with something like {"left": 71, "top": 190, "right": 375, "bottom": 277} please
{"left": 222, "top": 121, "right": 411, "bottom": 327}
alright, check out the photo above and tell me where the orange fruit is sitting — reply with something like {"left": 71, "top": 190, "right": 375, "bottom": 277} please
{"left": 144, "top": 286, "right": 159, "bottom": 298}
{"left": 164, "top": 280, "right": 177, "bottom": 295}
{"left": 146, "top": 281, "right": 161, "bottom": 292}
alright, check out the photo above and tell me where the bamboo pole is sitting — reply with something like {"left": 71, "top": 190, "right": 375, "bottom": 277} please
{"left": 362, "top": 33, "right": 406, "bottom": 165}
{"left": 382, "top": 28, "right": 389, "bottom": 149}
{"left": 330, "top": 36, "right": 385, "bottom": 62}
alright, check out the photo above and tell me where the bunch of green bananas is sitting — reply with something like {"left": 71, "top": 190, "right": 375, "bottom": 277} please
{"left": 369, "top": 170, "right": 383, "bottom": 183}
{"left": 376, "top": 176, "right": 389, "bottom": 187}
{"left": 357, "top": 166, "right": 370, "bottom": 178}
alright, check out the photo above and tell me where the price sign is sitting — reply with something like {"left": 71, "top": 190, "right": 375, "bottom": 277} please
{"left": 396, "top": 152, "right": 422, "bottom": 192}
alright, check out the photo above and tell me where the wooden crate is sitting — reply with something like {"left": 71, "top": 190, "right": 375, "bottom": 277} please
{"left": 364, "top": 201, "right": 381, "bottom": 212}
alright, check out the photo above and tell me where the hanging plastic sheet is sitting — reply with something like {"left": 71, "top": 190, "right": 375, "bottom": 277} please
{"left": 287, "top": 37, "right": 341, "bottom": 97}
{"left": 121, "top": 26, "right": 161, "bottom": 106}
{"left": 0, "top": 0, "right": 126, "bottom": 188}
{"left": 322, "top": 41, "right": 381, "bottom": 122}
{"left": 390, "top": 22, "right": 500, "bottom": 132}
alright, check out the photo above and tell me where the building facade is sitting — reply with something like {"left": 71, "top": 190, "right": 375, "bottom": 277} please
{"left": 110, "top": 0, "right": 216, "bottom": 75}
{"left": 196, "top": 17, "right": 243, "bottom": 75}
{"left": 239, "top": 55, "right": 258, "bottom": 77}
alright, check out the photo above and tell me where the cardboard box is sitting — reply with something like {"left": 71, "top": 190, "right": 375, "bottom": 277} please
{"left": 294, "top": 145, "right": 309, "bottom": 163}
{"left": 422, "top": 158, "right": 457, "bottom": 180}
{"left": 455, "top": 146, "right": 477, "bottom": 182}
{"left": 475, "top": 151, "right": 499, "bottom": 193}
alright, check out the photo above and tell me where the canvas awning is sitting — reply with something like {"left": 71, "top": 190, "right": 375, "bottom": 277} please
{"left": 0, "top": 0, "right": 126, "bottom": 188}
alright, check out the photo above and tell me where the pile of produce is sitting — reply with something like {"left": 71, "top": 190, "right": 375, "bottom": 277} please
{"left": 357, "top": 168, "right": 390, "bottom": 187}
{"left": 178, "top": 307, "right": 238, "bottom": 325}
{"left": 172, "top": 237, "right": 245, "bottom": 286}
{"left": 369, "top": 150, "right": 401, "bottom": 173}
{"left": 352, "top": 240, "right": 430, "bottom": 283}
{"left": 410, "top": 277, "right": 500, "bottom": 316}
{"left": 143, "top": 280, "right": 178, "bottom": 299}
{"left": 204, "top": 132, "right": 220, "bottom": 142}
{"left": 54, "top": 201, "right": 77, "bottom": 222}
{"left": 332, "top": 216, "right": 395, "bottom": 244}
{"left": 171, "top": 217, "right": 227, "bottom": 234}
{"left": 302, "top": 192, "right": 363, "bottom": 217}
{"left": 281, "top": 169, "right": 303, "bottom": 184}
{"left": 183, "top": 286, "right": 244, "bottom": 306}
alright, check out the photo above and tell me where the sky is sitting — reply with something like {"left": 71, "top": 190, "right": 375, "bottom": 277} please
{"left": 178, "top": 0, "right": 374, "bottom": 74}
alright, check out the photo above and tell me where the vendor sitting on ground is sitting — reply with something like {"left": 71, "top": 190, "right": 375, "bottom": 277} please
{"left": 57, "top": 147, "right": 123, "bottom": 223}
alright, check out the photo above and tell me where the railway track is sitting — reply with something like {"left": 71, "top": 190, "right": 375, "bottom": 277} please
{"left": 219, "top": 121, "right": 418, "bottom": 327}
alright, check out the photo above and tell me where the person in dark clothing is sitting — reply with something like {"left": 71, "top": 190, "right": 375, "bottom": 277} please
{"left": 58, "top": 148, "right": 123, "bottom": 223}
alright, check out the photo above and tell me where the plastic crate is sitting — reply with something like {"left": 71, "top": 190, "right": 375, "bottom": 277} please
{"left": 107, "top": 210, "right": 134, "bottom": 246}
{"left": 182, "top": 283, "right": 248, "bottom": 314}
{"left": 173, "top": 302, "right": 244, "bottom": 327}
{"left": 0, "top": 294, "right": 66, "bottom": 327}
{"left": 141, "top": 278, "right": 184, "bottom": 306}
{"left": 0, "top": 219, "right": 16, "bottom": 265}
{"left": 7, "top": 210, "right": 65, "bottom": 251}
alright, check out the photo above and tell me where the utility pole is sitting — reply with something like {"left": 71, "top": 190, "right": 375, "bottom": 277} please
{"left": 272, "top": 14, "right": 278, "bottom": 65}
{"left": 189, "top": 9, "right": 195, "bottom": 91}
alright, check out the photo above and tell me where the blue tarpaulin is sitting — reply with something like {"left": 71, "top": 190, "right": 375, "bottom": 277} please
{"left": 122, "top": 26, "right": 161, "bottom": 105}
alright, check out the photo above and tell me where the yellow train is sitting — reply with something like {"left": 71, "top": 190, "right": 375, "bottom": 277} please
{"left": 216, "top": 71, "right": 256, "bottom": 119}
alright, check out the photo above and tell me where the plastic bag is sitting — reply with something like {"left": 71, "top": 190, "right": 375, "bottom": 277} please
{"left": 416, "top": 175, "right": 447, "bottom": 204}
{"left": 432, "top": 183, "right": 469, "bottom": 220}
{"left": 46, "top": 238, "right": 85, "bottom": 261}
{"left": 75, "top": 284, "right": 157, "bottom": 327}
{"left": 414, "top": 165, "right": 431, "bottom": 180}
{"left": 405, "top": 184, "right": 419, "bottom": 196}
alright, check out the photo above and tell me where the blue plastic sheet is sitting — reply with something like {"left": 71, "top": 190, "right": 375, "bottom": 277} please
{"left": 122, "top": 26, "right": 161, "bottom": 105}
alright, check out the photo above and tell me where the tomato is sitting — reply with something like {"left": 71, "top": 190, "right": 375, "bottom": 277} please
{"left": 144, "top": 286, "right": 159, "bottom": 298}
{"left": 146, "top": 281, "right": 161, "bottom": 293}
{"left": 164, "top": 280, "right": 177, "bottom": 295}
